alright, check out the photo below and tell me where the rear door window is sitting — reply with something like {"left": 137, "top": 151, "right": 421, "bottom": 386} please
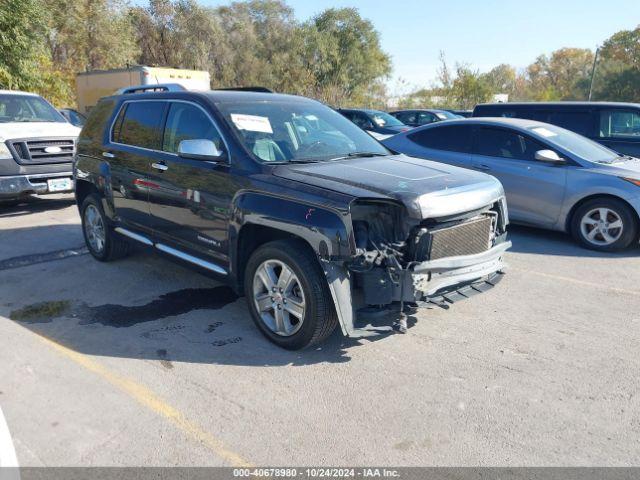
{"left": 549, "top": 111, "right": 592, "bottom": 136}
{"left": 599, "top": 109, "right": 640, "bottom": 139}
{"left": 408, "top": 125, "right": 473, "bottom": 153}
{"left": 115, "top": 101, "right": 167, "bottom": 150}
{"left": 475, "top": 127, "right": 554, "bottom": 161}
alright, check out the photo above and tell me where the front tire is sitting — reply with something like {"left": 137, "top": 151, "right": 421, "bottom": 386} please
{"left": 81, "top": 194, "right": 130, "bottom": 261}
{"left": 244, "top": 239, "right": 338, "bottom": 350}
{"left": 571, "top": 198, "right": 638, "bottom": 251}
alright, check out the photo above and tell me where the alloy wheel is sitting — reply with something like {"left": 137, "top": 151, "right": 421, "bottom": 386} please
{"left": 252, "top": 259, "right": 306, "bottom": 336}
{"left": 580, "top": 207, "right": 624, "bottom": 246}
{"left": 84, "top": 204, "right": 106, "bottom": 253}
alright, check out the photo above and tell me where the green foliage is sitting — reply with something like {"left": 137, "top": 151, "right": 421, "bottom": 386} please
{"left": 301, "top": 8, "right": 391, "bottom": 105}
{"left": 595, "top": 25, "right": 640, "bottom": 102}
{"left": 0, "top": 0, "right": 45, "bottom": 90}
{"left": 1, "top": 0, "right": 639, "bottom": 110}
{"left": 526, "top": 48, "right": 594, "bottom": 100}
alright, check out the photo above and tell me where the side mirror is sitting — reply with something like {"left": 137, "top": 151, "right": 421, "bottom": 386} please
{"left": 178, "top": 139, "right": 224, "bottom": 161}
{"left": 535, "top": 149, "right": 565, "bottom": 164}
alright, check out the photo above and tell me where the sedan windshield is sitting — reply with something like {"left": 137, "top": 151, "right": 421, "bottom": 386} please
{"left": 434, "top": 110, "right": 459, "bottom": 120}
{"left": 369, "top": 111, "right": 404, "bottom": 127}
{"left": 0, "top": 94, "right": 66, "bottom": 123}
{"left": 216, "top": 99, "right": 390, "bottom": 163}
{"left": 528, "top": 124, "right": 619, "bottom": 163}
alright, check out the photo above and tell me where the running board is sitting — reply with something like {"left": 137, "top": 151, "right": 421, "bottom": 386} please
{"left": 155, "top": 243, "right": 227, "bottom": 276}
{"left": 114, "top": 227, "right": 227, "bottom": 276}
{"left": 114, "top": 227, "right": 153, "bottom": 246}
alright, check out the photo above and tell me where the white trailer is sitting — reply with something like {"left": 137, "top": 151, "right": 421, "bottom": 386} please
{"left": 76, "top": 66, "right": 211, "bottom": 113}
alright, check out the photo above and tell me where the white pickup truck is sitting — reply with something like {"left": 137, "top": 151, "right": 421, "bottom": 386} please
{"left": 0, "top": 90, "right": 80, "bottom": 202}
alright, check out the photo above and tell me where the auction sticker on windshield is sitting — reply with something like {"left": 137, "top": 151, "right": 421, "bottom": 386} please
{"left": 231, "top": 114, "right": 273, "bottom": 134}
{"left": 47, "top": 177, "right": 72, "bottom": 192}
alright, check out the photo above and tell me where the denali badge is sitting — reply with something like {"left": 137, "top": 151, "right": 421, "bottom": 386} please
{"left": 44, "top": 146, "right": 63, "bottom": 154}
{"left": 197, "top": 235, "right": 220, "bottom": 247}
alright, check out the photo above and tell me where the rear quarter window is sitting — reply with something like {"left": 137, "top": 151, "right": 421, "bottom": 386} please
{"left": 407, "top": 125, "right": 473, "bottom": 153}
{"left": 115, "top": 101, "right": 167, "bottom": 150}
{"left": 598, "top": 109, "right": 640, "bottom": 139}
{"left": 78, "top": 99, "right": 116, "bottom": 151}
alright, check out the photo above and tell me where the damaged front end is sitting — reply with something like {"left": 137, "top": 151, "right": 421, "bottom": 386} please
{"left": 324, "top": 194, "right": 511, "bottom": 338}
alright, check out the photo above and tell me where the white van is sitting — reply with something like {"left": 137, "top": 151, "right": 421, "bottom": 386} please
{"left": 0, "top": 90, "right": 81, "bottom": 202}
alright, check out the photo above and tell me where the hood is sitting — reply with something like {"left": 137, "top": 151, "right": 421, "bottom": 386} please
{"left": 0, "top": 122, "right": 81, "bottom": 142}
{"left": 272, "top": 154, "right": 505, "bottom": 219}
{"left": 367, "top": 131, "right": 393, "bottom": 141}
{"left": 378, "top": 125, "right": 410, "bottom": 134}
{"left": 583, "top": 157, "right": 640, "bottom": 180}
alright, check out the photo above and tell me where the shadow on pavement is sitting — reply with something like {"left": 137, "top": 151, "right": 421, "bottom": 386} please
{"left": 507, "top": 224, "right": 640, "bottom": 258}
{"left": 0, "top": 224, "right": 85, "bottom": 262}
{"left": 0, "top": 194, "right": 76, "bottom": 218}
{"left": 2, "top": 248, "right": 397, "bottom": 366}
{"left": 3, "top": 220, "right": 637, "bottom": 368}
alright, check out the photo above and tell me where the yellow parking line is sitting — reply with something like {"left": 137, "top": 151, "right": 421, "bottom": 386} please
{"left": 512, "top": 267, "right": 640, "bottom": 297}
{"left": 36, "top": 334, "right": 251, "bottom": 467}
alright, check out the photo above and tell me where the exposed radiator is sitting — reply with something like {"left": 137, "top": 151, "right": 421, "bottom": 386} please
{"left": 411, "top": 216, "right": 494, "bottom": 261}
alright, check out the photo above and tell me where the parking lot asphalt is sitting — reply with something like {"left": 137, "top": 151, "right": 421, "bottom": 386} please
{"left": 1, "top": 194, "right": 639, "bottom": 467}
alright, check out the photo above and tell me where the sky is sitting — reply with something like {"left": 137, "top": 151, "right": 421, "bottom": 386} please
{"left": 199, "top": 0, "right": 640, "bottom": 93}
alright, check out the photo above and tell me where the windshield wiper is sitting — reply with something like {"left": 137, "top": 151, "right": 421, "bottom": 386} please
{"left": 266, "top": 159, "right": 321, "bottom": 165}
{"left": 328, "top": 152, "right": 389, "bottom": 161}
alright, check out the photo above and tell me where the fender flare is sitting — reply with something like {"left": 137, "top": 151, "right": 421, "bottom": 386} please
{"left": 231, "top": 192, "right": 360, "bottom": 336}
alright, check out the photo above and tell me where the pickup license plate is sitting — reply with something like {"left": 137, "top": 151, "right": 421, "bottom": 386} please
{"left": 47, "top": 178, "right": 72, "bottom": 192}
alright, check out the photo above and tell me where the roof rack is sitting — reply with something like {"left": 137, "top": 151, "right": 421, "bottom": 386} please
{"left": 216, "top": 86, "right": 273, "bottom": 93}
{"left": 115, "top": 83, "right": 187, "bottom": 95}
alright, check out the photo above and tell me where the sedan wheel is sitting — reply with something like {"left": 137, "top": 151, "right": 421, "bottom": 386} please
{"left": 579, "top": 207, "right": 623, "bottom": 247}
{"left": 252, "top": 259, "right": 306, "bottom": 336}
{"left": 572, "top": 198, "right": 638, "bottom": 251}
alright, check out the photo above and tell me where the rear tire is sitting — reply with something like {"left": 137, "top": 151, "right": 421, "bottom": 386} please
{"left": 81, "top": 194, "right": 130, "bottom": 261}
{"left": 571, "top": 198, "right": 637, "bottom": 252}
{"left": 244, "top": 239, "right": 338, "bottom": 350}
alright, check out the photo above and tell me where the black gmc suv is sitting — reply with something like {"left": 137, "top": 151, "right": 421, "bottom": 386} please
{"left": 74, "top": 86, "right": 511, "bottom": 349}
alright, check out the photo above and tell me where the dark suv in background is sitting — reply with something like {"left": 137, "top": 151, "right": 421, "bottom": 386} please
{"left": 337, "top": 108, "right": 410, "bottom": 135}
{"left": 74, "top": 85, "right": 510, "bottom": 349}
{"left": 473, "top": 102, "right": 640, "bottom": 157}
{"left": 389, "top": 109, "right": 461, "bottom": 127}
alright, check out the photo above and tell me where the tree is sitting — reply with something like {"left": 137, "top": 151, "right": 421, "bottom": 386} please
{"left": 483, "top": 64, "right": 516, "bottom": 94}
{"left": 450, "top": 65, "right": 492, "bottom": 109}
{"left": 601, "top": 25, "right": 640, "bottom": 68}
{"left": 526, "top": 48, "right": 594, "bottom": 100}
{"left": 595, "top": 25, "right": 640, "bottom": 102}
{"left": 301, "top": 8, "right": 391, "bottom": 105}
{"left": 0, "top": 0, "right": 45, "bottom": 90}
{"left": 47, "top": 0, "right": 139, "bottom": 72}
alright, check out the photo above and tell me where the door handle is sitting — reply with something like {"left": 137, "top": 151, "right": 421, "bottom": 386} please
{"left": 102, "top": 151, "right": 115, "bottom": 158}
{"left": 475, "top": 164, "right": 491, "bottom": 171}
{"left": 151, "top": 162, "right": 168, "bottom": 172}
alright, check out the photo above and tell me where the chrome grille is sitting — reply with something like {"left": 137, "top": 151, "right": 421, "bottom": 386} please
{"left": 428, "top": 216, "right": 493, "bottom": 260}
{"left": 8, "top": 138, "right": 75, "bottom": 165}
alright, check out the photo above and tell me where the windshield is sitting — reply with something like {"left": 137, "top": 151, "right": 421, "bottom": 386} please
{"left": 435, "top": 110, "right": 459, "bottom": 120}
{"left": 0, "top": 94, "right": 66, "bottom": 123}
{"left": 216, "top": 99, "right": 390, "bottom": 163}
{"left": 528, "top": 124, "right": 619, "bottom": 164}
{"left": 369, "top": 111, "right": 404, "bottom": 127}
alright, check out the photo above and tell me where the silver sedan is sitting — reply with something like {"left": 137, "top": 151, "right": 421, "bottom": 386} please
{"left": 383, "top": 118, "right": 640, "bottom": 251}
